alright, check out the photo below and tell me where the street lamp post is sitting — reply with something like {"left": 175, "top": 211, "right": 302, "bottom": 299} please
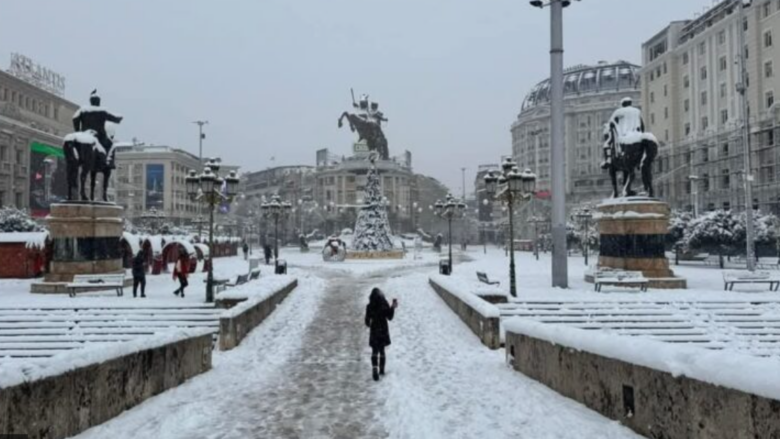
{"left": 688, "top": 175, "right": 700, "bottom": 217}
{"left": 485, "top": 158, "right": 537, "bottom": 297}
{"left": 573, "top": 208, "right": 593, "bottom": 266}
{"left": 433, "top": 194, "right": 466, "bottom": 274}
{"left": 530, "top": 0, "right": 575, "bottom": 288}
{"left": 261, "top": 194, "right": 292, "bottom": 268}
{"left": 529, "top": 215, "right": 546, "bottom": 261}
{"left": 185, "top": 158, "right": 240, "bottom": 303}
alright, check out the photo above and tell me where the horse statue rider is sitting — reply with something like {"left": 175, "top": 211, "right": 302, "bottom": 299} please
{"left": 602, "top": 97, "right": 658, "bottom": 198}
{"left": 338, "top": 91, "right": 390, "bottom": 160}
{"left": 64, "top": 90, "right": 123, "bottom": 202}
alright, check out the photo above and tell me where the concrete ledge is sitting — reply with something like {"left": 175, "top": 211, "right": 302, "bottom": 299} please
{"left": 219, "top": 279, "right": 298, "bottom": 350}
{"left": 30, "top": 276, "right": 132, "bottom": 294}
{"left": 346, "top": 250, "right": 404, "bottom": 260}
{"left": 0, "top": 331, "right": 212, "bottom": 439}
{"left": 429, "top": 276, "right": 501, "bottom": 349}
{"left": 505, "top": 324, "right": 780, "bottom": 439}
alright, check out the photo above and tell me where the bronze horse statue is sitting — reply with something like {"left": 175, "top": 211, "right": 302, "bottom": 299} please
{"left": 338, "top": 112, "right": 390, "bottom": 160}
{"left": 602, "top": 123, "right": 658, "bottom": 198}
{"left": 63, "top": 129, "right": 114, "bottom": 202}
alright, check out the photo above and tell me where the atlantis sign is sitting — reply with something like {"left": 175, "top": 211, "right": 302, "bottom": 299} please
{"left": 7, "top": 53, "right": 66, "bottom": 96}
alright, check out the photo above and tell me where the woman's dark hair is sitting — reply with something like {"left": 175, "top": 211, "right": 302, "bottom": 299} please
{"left": 369, "top": 288, "right": 384, "bottom": 306}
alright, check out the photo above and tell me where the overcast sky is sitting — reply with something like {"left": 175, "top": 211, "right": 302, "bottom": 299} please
{"left": 1, "top": 0, "right": 715, "bottom": 193}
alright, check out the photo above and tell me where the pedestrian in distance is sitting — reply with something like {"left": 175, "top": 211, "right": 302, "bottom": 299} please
{"left": 264, "top": 243, "right": 273, "bottom": 265}
{"left": 172, "top": 253, "right": 189, "bottom": 298}
{"left": 132, "top": 250, "right": 146, "bottom": 298}
{"left": 242, "top": 241, "right": 249, "bottom": 260}
{"left": 365, "top": 287, "right": 398, "bottom": 381}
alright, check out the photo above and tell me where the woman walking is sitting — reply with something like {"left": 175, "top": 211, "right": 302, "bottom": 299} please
{"left": 365, "top": 287, "right": 398, "bottom": 381}
{"left": 132, "top": 250, "right": 146, "bottom": 298}
{"left": 172, "top": 253, "right": 189, "bottom": 298}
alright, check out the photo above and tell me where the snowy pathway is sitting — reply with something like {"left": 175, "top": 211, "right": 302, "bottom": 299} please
{"left": 73, "top": 264, "right": 640, "bottom": 439}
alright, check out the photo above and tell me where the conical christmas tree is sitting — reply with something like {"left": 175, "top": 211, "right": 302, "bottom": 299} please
{"left": 353, "top": 163, "right": 394, "bottom": 251}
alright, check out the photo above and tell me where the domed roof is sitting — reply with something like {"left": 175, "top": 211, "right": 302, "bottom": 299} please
{"left": 521, "top": 61, "right": 641, "bottom": 112}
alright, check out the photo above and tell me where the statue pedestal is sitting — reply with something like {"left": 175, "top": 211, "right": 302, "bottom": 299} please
{"left": 31, "top": 202, "right": 127, "bottom": 294}
{"left": 587, "top": 197, "right": 686, "bottom": 290}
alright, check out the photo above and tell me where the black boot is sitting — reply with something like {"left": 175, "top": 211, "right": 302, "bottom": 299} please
{"left": 371, "top": 355, "right": 379, "bottom": 381}
{"left": 379, "top": 356, "right": 386, "bottom": 376}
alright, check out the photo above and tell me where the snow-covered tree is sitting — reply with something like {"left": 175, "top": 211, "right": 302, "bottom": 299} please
{"left": 0, "top": 208, "right": 44, "bottom": 233}
{"left": 683, "top": 209, "right": 739, "bottom": 268}
{"left": 668, "top": 210, "right": 693, "bottom": 247}
{"left": 353, "top": 165, "right": 394, "bottom": 251}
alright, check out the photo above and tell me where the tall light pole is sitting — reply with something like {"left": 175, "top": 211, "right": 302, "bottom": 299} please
{"left": 186, "top": 158, "right": 240, "bottom": 303}
{"left": 485, "top": 158, "right": 537, "bottom": 297}
{"left": 193, "top": 120, "right": 208, "bottom": 238}
{"left": 530, "top": 0, "right": 574, "bottom": 288}
{"left": 737, "top": 0, "right": 756, "bottom": 271}
{"left": 433, "top": 194, "right": 466, "bottom": 274}
{"left": 688, "top": 175, "right": 700, "bottom": 217}
{"left": 261, "top": 194, "right": 292, "bottom": 269}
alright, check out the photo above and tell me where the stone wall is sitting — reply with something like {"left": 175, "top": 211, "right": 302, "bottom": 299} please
{"left": 428, "top": 278, "right": 501, "bottom": 349}
{"left": 219, "top": 279, "right": 298, "bottom": 350}
{"left": 0, "top": 332, "right": 212, "bottom": 439}
{"left": 505, "top": 331, "right": 780, "bottom": 439}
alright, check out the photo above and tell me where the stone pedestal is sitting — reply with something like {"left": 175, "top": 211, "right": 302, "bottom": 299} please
{"left": 590, "top": 197, "right": 686, "bottom": 289}
{"left": 31, "top": 202, "right": 125, "bottom": 293}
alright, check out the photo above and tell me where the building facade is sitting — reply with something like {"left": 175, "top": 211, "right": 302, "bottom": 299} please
{"left": 511, "top": 61, "right": 642, "bottom": 207}
{"left": 113, "top": 144, "right": 204, "bottom": 224}
{"left": 0, "top": 69, "right": 79, "bottom": 213}
{"left": 643, "top": 0, "right": 780, "bottom": 214}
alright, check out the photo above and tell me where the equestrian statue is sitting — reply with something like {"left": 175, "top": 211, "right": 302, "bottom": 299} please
{"left": 64, "top": 90, "right": 123, "bottom": 202}
{"left": 601, "top": 97, "right": 658, "bottom": 198}
{"left": 338, "top": 90, "right": 390, "bottom": 160}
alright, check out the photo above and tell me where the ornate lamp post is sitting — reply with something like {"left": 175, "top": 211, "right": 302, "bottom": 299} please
{"left": 485, "top": 158, "right": 537, "bottom": 297}
{"left": 261, "top": 194, "right": 292, "bottom": 266}
{"left": 433, "top": 193, "right": 466, "bottom": 274}
{"left": 573, "top": 208, "right": 593, "bottom": 266}
{"left": 185, "top": 158, "right": 240, "bottom": 303}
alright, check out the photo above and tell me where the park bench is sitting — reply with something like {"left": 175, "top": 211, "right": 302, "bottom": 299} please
{"left": 722, "top": 270, "right": 780, "bottom": 291}
{"left": 66, "top": 274, "right": 126, "bottom": 298}
{"left": 206, "top": 278, "right": 230, "bottom": 294}
{"left": 249, "top": 268, "right": 261, "bottom": 280}
{"left": 226, "top": 274, "right": 249, "bottom": 288}
{"left": 593, "top": 269, "right": 648, "bottom": 292}
{"left": 476, "top": 271, "right": 500, "bottom": 286}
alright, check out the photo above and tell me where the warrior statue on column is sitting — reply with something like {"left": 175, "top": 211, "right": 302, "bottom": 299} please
{"left": 338, "top": 90, "right": 390, "bottom": 160}
{"left": 602, "top": 97, "right": 658, "bottom": 198}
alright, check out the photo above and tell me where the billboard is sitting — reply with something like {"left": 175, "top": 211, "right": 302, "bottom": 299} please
{"left": 145, "top": 164, "right": 164, "bottom": 210}
{"left": 29, "top": 141, "right": 67, "bottom": 217}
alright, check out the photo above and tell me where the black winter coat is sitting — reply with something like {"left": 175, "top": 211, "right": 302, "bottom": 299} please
{"left": 131, "top": 253, "right": 146, "bottom": 278}
{"left": 365, "top": 291, "right": 395, "bottom": 348}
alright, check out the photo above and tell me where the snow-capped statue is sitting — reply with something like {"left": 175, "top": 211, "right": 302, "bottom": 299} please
{"left": 602, "top": 97, "right": 658, "bottom": 198}
{"left": 322, "top": 235, "right": 347, "bottom": 262}
{"left": 63, "top": 90, "right": 124, "bottom": 202}
{"left": 338, "top": 89, "right": 390, "bottom": 160}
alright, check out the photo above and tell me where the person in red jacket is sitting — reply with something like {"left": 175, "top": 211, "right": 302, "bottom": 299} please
{"left": 172, "top": 253, "right": 189, "bottom": 298}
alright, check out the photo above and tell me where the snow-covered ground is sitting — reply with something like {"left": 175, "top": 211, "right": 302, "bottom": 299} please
{"left": 6, "top": 245, "right": 776, "bottom": 438}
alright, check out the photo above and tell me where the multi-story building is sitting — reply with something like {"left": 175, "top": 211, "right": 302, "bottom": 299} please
{"left": 113, "top": 144, "right": 205, "bottom": 224}
{"left": 643, "top": 0, "right": 780, "bottom": 214}
{"left": 511, "top": 61, "right": 642, "bottom": 207}
{"left": 0, "top": 64, "right": 79, "bottom": 213}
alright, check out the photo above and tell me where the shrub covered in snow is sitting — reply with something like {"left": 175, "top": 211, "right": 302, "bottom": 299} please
{"left": 0, "top": 207, "right": 44, "bottom": 233}
{"left": 668, "top": 209, "right": 693, "bottom": 246}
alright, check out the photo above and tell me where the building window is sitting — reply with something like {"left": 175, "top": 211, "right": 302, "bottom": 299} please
{"left": 766, "top": 60, "right": 774, "bottom": 78}
{"left": 702, "top": 116, "right": 709, "bottom": 130}
{"left": 722, "top": 142, "right": 729, "bottom": 156}
{"left": 651, "top": 113, "right": 656, "bottom": 124}
{"left": 768, "top": 91, "right": 775, "bottom": 109}
{"left": 664, "top": 107, "right": 669, "bottom": 119}
{"left": 650, "top": 91, "right": 655, "bottom": 103}
{"left": 684, "top": 99, "right": 690, "bottom": 112}
{"left": 703, "top": 174, "right": 710, "bottom": 191}
{"left": 764, "top": 1, "right": 772, "bottom": 18}
{"left": 699, "top": 42, "right": 706, "bottom": 56}
{"left": 701, "top": 91, "right": 708, "bottom": 106}
{"left": 721, "top": 109, "right": 729, "bottom": 124}
{"left": 664, "top": 84, "right": 668, "bottom": 96}
{"left": 720, "top": 56, "right": 728, "bottom": 71}
{"left": 765, "top": 31, "right": 773, "bottom": 48}
{"left": 720, "top": 82, "right": 728, "bottom": 98}
{"left": 722, "top": 169, "right": 730, "bottom": 189}
{"left": 684, "top": 75, "right": 690, "bottom": 88}
{"left": 682, "top": 52, "right": 689, "bottom": 65}
{"left": 685, "top": 123, "right": 692, "bottom": 136}
{"left": 701, "top": 66, "right": 708, "bottom": 80}
{"left": 718, "top": 30, "right": 726, "bottom": 45}
{"left": 723, "top": 201, "right": 731, "bottom": 210}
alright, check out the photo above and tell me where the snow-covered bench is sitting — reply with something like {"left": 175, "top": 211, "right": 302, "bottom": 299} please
{"left": 249, "top": 268, "right": 261, "bottom": 280}
{"left": 66, "top": 274, "right": 125, "bottom": 298}
{"left": 476, "top": 271, "right": 500, "bottom": 286}
{"left": 593, "top": 269, "right": 648, "bottom": 292}
{"left": 722, "top": 270, "right": 780, "bottom": 291}
{"left": 226, "top": 274, "right": 249, "bottom": 288}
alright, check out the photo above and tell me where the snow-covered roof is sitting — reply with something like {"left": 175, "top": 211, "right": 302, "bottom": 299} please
{"left": 163, "top": 239, "right": 197, "bottom": 257}
{"left": 0, "top": 232, "right": 49, "bottom": 249}
{"left": 144, "top": 236, "right": 165, "bottom": 255}
{"left": 194, "top": 243, "right": 210, "bottom": 258}
{"left": 122, "top": 232, "right": 142, "bottom": 255}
